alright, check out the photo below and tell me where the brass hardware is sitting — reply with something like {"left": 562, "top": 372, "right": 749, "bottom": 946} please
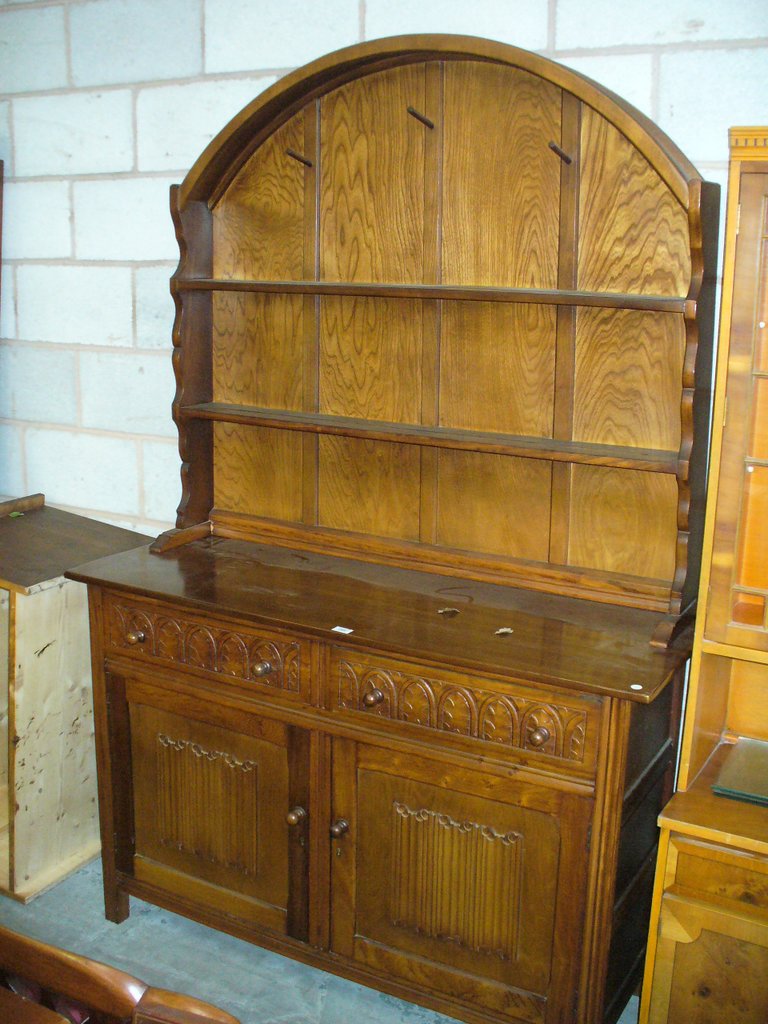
{"left": 252, "top": 660, "right": 275, "bottom": 677}
{"left": 330, "top": 818, "right": 349, "bottom": 838}
{"left": 362, "top": 688, "right": 384, "bottom": 707}
{"left": 126, "top": 631, "right": 146, "bottom": 645}
{"left": 437, "top": 607, "right": 459, "bottom": 617}
{"left": 495, "top": 627, "right": 514, "bottom": 637}
{"left": 528, "top": 726, "right": 550, "bottom": 747}
{"left": 286, "top": 806, "right": 307, "bottom": 827}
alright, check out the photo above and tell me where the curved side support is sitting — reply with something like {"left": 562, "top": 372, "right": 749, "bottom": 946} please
{"left": 170, "top": 185, "right": 214, "bottom": 530}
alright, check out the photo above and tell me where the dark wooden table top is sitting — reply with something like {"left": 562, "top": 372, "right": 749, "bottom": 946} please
{"left": 1, "top": 504, "right": 148, "bottom": 593}
{"left": 68, "top": 537, "right": 692, "bottom": 702}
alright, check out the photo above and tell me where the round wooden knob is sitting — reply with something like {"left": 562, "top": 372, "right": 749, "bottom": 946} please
{"left": 286, "top": 806, "right": 307, "bottom": 827}
{"left": 126, "top": 630, "right": 146, "bottom": 645}
{"left": 362, "top": 688, "right": 384, "bottom": 707}
{"left": 329, "top": 818, "right": 349, "bottom": 838}
{"left": 528, "top": 726, "right": 550, "bottom": 748}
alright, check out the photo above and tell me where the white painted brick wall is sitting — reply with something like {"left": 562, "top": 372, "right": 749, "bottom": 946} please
{"left": 0, "top": 344, "right": 78, "bottom": 423}
{"left": 204, "top": 0, "right": 360, "bottom": 71}
{"left": 69, "top": 0, "right": 203, "bottom": 86}
{"left": 13, "top": 90, "right": 134, "bottom": 176}
{"left": 142, "top": 439, "right": 182, "bottom": 522}
{"left": 364, "top": 0, "right": 550, "bottom": 50}
{"left": 0, "top": 0, "right": 766, "bottom": 534}
{"left": 134, "top": 265, "right": 176, "bottom": 350}
{"left": 17, "top": 265, "right": 133, "bottom": 346}
{"left": 137, "top": 77, "right": 277, "bottom": 172}
{"left": 25, "top": 428, "right": 140, "bottom": 515}
{"left": 79, "top": 351, "right": 176, "bottom": 436}
{"left": 3, "top": 181, "right": 72, "bottom": 259}
{"left": 73, "top": 178, "right": 178, "bottom": 261}
{"left": 0, "top": 423, "right": 24, "bottom": 496}
{"left": 0, "top": 6, "right": 68, "bottom": 93}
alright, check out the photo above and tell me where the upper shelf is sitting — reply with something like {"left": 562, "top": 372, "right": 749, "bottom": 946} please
{"left": 176, "top": 278, "right": 690, "bottom": 313}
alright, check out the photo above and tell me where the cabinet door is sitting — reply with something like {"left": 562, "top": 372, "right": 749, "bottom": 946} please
{"left": 113, "top": 672, "right": 310, "bottom": 940}
{"left": 330, "top": 740, "right": 590, "bottom": 1024}
{"left": 648, "top": 892, "right": 768, "bottom": 1023}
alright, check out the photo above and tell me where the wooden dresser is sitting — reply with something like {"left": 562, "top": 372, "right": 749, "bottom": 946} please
{"left": 639, "top": 128, "right": 768, "bottom": 1024}
{"left": 68, "top": 37, "right": 719, "bottom": 1024}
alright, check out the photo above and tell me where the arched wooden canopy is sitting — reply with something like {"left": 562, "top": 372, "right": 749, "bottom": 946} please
{"left": 180, "top": 34, "right": 700, "bottom": 210}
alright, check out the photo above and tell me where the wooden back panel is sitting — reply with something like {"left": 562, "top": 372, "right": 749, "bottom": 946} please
{"left": 170, "top": 37, "right": 718, "bottom": 625}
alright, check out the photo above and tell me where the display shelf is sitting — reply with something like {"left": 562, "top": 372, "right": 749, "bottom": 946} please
{"left": 176, "top": 278, "right": 690, "bottom": 312}
{"left": 182, "top": 403, "right": 681, "bottom": 472}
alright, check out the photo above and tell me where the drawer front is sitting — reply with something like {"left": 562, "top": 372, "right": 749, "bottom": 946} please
{"left": 104, "top": 593, "right": 308, "bottom": 697}
{"left": 672, "top": 835, "right": 768, "bottom": 911}
{"left": 331, "top": 648, "right": 601, "bottom": 776}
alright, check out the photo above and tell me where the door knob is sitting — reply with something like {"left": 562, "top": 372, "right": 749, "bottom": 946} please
{"left": 329, "top": 818, "right": 349, "bottom": 838}
{"left": 528, "top": 726, "right": 551, "bottom": 748}
{"left": 362, "top": 688, "right": 384, "bottom": 707}
{"left": 286, "top": 806, "right": 307, "bottom": 826}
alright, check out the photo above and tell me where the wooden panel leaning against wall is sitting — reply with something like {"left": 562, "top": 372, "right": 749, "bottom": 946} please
{"left": 65, "top": 36, "right": 719, "bottom": 1024}
{"left": 640, "top": 127, "right": 768, "bottom": 1024}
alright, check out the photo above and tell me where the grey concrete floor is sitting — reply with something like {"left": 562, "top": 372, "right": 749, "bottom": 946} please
{"left": 0, "top": 859, "right": 639, "bottom": 1023}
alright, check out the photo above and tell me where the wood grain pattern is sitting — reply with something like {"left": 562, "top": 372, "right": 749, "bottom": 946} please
{"left": 653, "top": 895, "right": 768, "bottom": 1024}
{"left": 334, "top": 652, "right": 596, "bottom": 772}
{"left": 319, "top": 297, "right": 423, "bottom": 422}
{"left": 568, "top": 466, "right": 678, "bottom": 579}
{"left": 439, "top": 302, "right": 556, "bottom": 436}
{"left": 750, "top": 377, "right": 768, "bottom": 459}
{"left": 706, "top": 173, "right": 768, "bottom": 640}
{"left": 573, "top": 308, "right": 684, "bottom": 450}
{"left": 212, "top": 292, "right": 304, "bottom": 409}
{"left": 214, "top": 423, "right": 303, "bottom": 521}
{"left": 320, "top": 65, "right": 425, "bottom": 283}
{"left": 729, "top": 659, "right": 768, "bottom": 742}
{"left": 213, "top": 110, "right": 308, "bottom": 280}
{"left": 349, "top": 746, "right": 563, "bottom": 998}
{"left": 578, "top": 108, "right": 691, "bottom": 297}
{"left": 130, "top": 700, "right": 290, "bottom": 913}
{"left": 736, "top": 465, "right": 768, "bottom": 592}
{"left": 436, "top": 450, "right": 552, "bottom": 560}
{"left": 442, "top": 62, "right": 561, "bottom": 288}
{"left": 318, "top": 435, "right": 421, "bottom": 540}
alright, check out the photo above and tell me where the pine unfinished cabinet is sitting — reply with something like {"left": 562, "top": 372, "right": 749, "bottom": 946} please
{"left": 68, "top": 37, "right": 719, "bottom": 1024}
{"left": 0, "top": 496, "right": 147, "bottom": 900}
{"left": 640, "top": 129, "right": 768, "bottom": 1024}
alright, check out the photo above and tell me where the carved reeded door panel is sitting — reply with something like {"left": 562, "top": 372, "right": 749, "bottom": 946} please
{"left": 330, "top": 740, "right": 588, "bottom": 1023}
{"left": 126, "top": 678, "right": 309, "bottom": 939}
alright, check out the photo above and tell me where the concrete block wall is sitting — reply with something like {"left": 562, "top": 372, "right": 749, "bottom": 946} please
{"left": 1, "top": 0, "right": 767, "bottom": 534}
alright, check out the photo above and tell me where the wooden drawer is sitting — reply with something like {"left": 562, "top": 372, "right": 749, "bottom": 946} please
{"left": 670, "top": 834, "right": 768, "bottom": 911}
{"left": 103, "top": 592, "right": 309, "bottom": 699}
{"left": 331, "top": 648, "right": 602, "bottom": 777}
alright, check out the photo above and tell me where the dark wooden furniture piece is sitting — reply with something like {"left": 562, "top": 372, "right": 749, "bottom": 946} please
{"left": 0, "top": 495, "right": 147, "bottom": 900}
{"left": 639, "top": 128, "right": 768, "bottom": 1023}
{"left": 68, "top": 36, "right": 719, "bottom": 1024}
{"left": 0, "top": 923, "right": 241, "bottom": 1023}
